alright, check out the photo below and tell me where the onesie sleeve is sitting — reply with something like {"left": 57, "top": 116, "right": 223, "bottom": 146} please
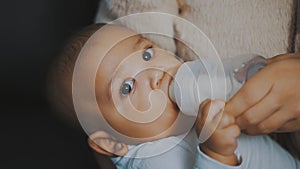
{"left": 194, "top": 134, "right": 300, "bottom": 169}
{"left": 235, "top": 134, "right": 300, "bottom": 169}
{"left": 112, "top": 136, "right": 198, "bottom": 169}
{"left": 193, "top": 146, "right": 242, "bottom": 169}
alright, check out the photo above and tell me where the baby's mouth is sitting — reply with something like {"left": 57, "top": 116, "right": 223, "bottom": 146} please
{"left": 164, "top": 66, "right": 180, "bottom": 102}
{"left": 159, "top": 71, "right": 175, "bottom": 102}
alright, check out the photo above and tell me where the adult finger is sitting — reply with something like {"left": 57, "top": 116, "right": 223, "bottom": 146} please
{"left": 267, "top": 53, "right": 300, "bottom": 63}
{"left": 277, "top": 118, "right": 300, "bottom": 132}
{"left": 246, "top": 109, "right": 291, "bottom": 135}
{"left": 236, "top": 92, "right": 280, "bottom": 129}
{"left": 225, "top": 68, "right": 273, "bottom": 117}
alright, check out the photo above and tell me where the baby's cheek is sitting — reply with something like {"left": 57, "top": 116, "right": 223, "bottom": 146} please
{"left": 131, "top": 89, "right": 167, "bottom": 113}
{"left": 130, "top": 87, "right": 151, "bottom": 112}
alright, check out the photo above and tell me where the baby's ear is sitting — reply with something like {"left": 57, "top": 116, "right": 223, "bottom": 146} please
{"left": 88, "top": 131, "right": 128, "bottom": 157}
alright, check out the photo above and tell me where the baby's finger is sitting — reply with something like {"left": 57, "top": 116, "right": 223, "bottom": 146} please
{"left": 196, "top": 99, "right": 223, "bottom": 128}
{"left": 223, "top": 124, "right": 241, "bottom": 138}
{"left": 208, "top": 99, "right": 225, "bottom": 121}
{"left": 196, "top": 100, "right": 212, "bottom": 129}
{"left": 203, "top": 100, "right": 225, "bottom": 130}
{"left": 208, "top": 125, "right": 240, "bottom": 156}
{"left": 197, "top": 100, "right": 225, "bottom": 143}
{"left": 218, "top": 113, "right": 235, "bottom": 129}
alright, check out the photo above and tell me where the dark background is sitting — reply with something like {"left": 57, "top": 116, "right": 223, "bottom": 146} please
{"left": 1, "top": 0, "right": 100, "bottom": 168}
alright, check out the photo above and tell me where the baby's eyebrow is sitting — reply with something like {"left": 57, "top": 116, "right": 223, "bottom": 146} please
{"left": 134, "top": 36, "right": 144, "bottom": 46}
{"left": 134, "top": 36, "right": 153, "bottom": 50}
{"left": 107, "top": 78, "right": 112, "bottom": 101}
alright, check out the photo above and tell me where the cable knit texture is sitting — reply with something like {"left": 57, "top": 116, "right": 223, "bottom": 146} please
{"left": 95, "top": 0, "right": 297, "bottom": 59}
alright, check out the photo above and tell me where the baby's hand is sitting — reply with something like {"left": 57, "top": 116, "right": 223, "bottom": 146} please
{"left": 195, "top": 99, "right": 240, "bottom": 166}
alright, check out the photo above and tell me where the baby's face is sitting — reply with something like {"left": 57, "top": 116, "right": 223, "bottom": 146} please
{"left": 94, "top": 25, "right": 182, "bottom": 140}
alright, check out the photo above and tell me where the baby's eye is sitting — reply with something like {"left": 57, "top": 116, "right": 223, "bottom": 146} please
{"left": 120, "top": 79, "right": 134, "bottom": 96}
{"left": 142, "top": 48, "right": 154, "bottom": 61}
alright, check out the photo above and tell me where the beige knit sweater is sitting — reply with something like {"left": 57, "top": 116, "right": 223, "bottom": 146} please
{"left": 95, "top": 0, "right": 300, "bottom": 59}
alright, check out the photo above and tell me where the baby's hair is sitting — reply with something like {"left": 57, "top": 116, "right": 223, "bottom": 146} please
{"left": 47, "top": 23, "right": 106, "bottom": 127}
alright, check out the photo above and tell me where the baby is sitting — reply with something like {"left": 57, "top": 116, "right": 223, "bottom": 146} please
{"left": 48, "top": 23, "right": 300, "bottom": 169}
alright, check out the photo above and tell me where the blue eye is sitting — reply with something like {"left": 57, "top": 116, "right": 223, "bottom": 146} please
{"left": 142, "top": 48, "right": 154, "bottom": 61}
{"left": 120, "top": 79, "right": 134, "bottom": 96}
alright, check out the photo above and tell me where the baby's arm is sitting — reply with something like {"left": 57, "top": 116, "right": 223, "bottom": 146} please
{"left": 195, "top": 99, "right": 240, "bottom": 166}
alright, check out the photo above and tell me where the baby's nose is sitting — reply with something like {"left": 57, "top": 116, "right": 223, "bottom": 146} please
{"left": 150, "top": 71, "right": 164, "bottom": 89}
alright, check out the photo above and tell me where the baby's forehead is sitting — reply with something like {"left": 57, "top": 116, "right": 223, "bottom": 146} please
{"left": 96, "top": 35, "right": 152, "bottom": 71}
{"left": 94, "top": 26, "right": 152, "bottom": 50}
{"left": 94, "top": 25, "right": 139, "bottom": 44}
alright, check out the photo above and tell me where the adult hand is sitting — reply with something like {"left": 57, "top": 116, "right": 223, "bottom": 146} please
{"left": 225, "top": 53, "right": 300, "bottom": 135}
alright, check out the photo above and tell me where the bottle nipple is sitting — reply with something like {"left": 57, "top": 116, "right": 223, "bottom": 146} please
{"left": 169, "top": 80, "right": 176, "bottom": 103}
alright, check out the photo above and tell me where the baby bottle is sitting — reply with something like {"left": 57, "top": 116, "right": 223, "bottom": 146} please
{"left": 169, "top": 54, "right": 268, "bottom": 116}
